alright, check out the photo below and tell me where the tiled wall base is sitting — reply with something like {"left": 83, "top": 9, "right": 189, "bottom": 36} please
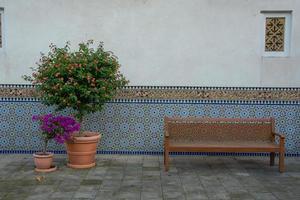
{"left": 0, "top": 100, "right": 299, "bottom": 155}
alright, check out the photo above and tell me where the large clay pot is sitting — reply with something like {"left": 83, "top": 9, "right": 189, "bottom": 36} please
{"left": 33, "top": 152, "right": 57, "bottom": 172}
{"left": 66, "top": 131, "right": 101, "bottom": 169}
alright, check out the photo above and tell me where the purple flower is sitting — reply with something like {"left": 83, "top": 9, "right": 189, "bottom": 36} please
{"left": 32, "top": 115, "right": 40, "bottom": 121}
{"left": 54, "top": 135, "right": 65, "bottom": 144}
{"left": 32, "top": 114, "right": 80, "bottom": 144}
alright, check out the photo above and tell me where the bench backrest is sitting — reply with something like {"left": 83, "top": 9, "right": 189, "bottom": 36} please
{"left": 164, "top": 117, "right": 275, "bottom": 143}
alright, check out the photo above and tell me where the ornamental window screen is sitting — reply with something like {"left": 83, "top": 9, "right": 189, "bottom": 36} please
{"left": 265, "top": 17, "right": 285, "bottom": 52}
{"left": 0, "top": 10, "right": 2, "bottom": 48}
{"left": 262, "top": 11, "right": 292, "bottom": 57}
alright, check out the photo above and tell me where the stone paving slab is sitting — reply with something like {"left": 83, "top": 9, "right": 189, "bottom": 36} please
{"left": 0, "top": 155, "right": 299, "bottom": 200}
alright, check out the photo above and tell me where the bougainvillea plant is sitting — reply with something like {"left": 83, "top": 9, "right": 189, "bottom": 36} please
{"left": 33, "top": 114, "right": 81, "bottom": 154}
{"left": 24, "top": 40, "right": 128, "bottom": 133}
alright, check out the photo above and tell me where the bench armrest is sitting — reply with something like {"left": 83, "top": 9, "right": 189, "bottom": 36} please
{"left": 165, "top": 130, "right": 169, "bottom": 138}
{"left": 273, "top": 132, "right": 285, "bottom": 139}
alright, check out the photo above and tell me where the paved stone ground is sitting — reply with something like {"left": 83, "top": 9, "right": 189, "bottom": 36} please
{"left": 0, "top": 154, "right": 299, "bottom": 200}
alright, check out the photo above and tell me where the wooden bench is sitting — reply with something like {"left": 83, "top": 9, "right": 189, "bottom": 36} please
{"left": 164, "top": 117, "right": 285, "bottom": 172}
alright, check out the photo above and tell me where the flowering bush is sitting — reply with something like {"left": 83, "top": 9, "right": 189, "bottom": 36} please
{"left": 33, "top": 114, "right": 80, "bottom": 153}
{"left": 24, "top": 40, "right": 128, "bottom": 128}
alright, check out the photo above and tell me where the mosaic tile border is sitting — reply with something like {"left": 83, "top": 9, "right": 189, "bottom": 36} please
{"left": 0, "top": 150, "right": 299, "bottom": 157}
{"left": 0, "top": 84, "right": 299, "bottom": 101}
{"left": 1, "top": 98, "right": 299, "bottom": 106}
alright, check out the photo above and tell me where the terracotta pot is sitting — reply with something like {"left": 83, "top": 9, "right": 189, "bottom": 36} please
{"left": 33, "top": 152, "right": 56, "bottom": 172}
{"left": 66, "top": 131, "right": 101, "bottom": 169}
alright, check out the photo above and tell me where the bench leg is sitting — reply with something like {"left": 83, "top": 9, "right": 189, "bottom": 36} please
{"left": 164, "top": 149, "right": 169, "bottom": 172}
{"left": 279, "top": 149, "right": 285, "bottom": 173}
{"left": 270, "top": 152, "right": 275, "bottom": 166}
{"left": 163, "top": 149, "right": 166, "bottom": 165}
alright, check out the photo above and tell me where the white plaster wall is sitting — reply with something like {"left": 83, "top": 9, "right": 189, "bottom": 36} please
{"left": 0, "top": 0, "right": 299, "bottom": 87}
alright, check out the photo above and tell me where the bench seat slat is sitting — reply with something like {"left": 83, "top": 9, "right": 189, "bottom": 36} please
{"left": 169, "top": 142, "right": 280, "bottom": 152}
{"left": 168, "top": 147, "right": 280, "bottom": 153}
{"left": 170, "top": 141, "right": 279, "bottom": 147}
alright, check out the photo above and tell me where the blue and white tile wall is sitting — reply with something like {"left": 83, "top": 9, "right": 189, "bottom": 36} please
{"left": 0, "top": 97, "right": 299, "bottom": 155}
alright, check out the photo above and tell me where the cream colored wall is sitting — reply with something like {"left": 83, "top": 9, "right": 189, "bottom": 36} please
{"left": 0, "top": 0, "right": 299, "bottom": 87}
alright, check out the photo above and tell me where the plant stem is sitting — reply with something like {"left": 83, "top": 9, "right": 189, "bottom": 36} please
{"left": 78, "top": 112, "right": 84, "bottom": 135}
{"left": 43, "top": 139, "right": 48, "bottom": 154}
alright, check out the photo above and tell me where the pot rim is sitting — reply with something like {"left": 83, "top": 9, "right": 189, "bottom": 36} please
{"left": 70, "top": 131, "right": 101, "bottom": 141}
{"left": 66, "top": 131, "right": 101, "bottom": 143}
{"left": 33, "top": 152, "right": 54, "bottom": 158}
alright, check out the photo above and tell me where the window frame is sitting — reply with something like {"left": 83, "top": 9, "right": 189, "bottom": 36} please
{"left": 262, "top": 11, "right": 292, "bottom": 57}
{"left": 0, "top": 8, "right": 3, "bottom": 49}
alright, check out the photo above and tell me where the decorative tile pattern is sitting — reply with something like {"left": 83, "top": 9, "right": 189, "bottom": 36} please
{"left": 0, "top": 85, "right": 37, "bottom": 98}
{"left": 119, "top": 87, "right": 300, "bottom": 101}
{"left": 0, "top": 100, "right": 299, "bottom": 154}
{"left": 265, "top": 17, "right": 285, "bottom": 52}
{"left": 0, "top": 85, "right": 300, "bottom": 101}
{"left": 0, "top": 85, "right": 299, "bottom": 155}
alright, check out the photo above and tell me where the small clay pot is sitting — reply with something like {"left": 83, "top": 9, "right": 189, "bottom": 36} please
{"left": 33, "top": 152, "right": 54, "bottom": 171}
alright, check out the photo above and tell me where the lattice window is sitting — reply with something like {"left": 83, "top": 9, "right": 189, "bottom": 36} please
{"left": 0, "top": 10, "right": 2, "bottom": 48}
{"left": 265, "top": 17, "right": 285, "bottom": 52}
{"left": 262, "top": 11, "right": 291, "bottom": 57}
